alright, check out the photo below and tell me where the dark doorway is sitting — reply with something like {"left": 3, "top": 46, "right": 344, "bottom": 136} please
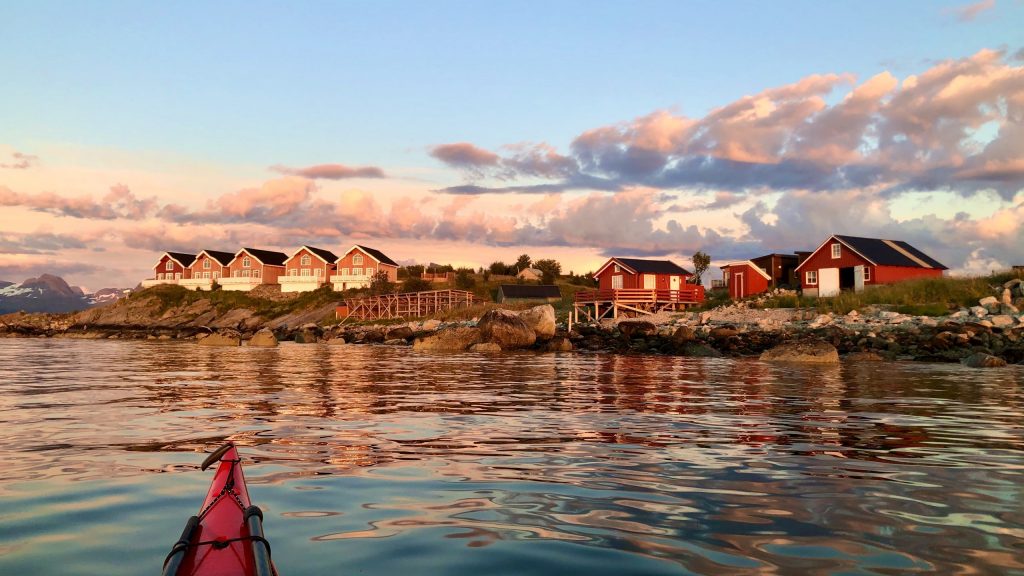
{"left": 839, "top": 267, "right": 856, "bottom": 290}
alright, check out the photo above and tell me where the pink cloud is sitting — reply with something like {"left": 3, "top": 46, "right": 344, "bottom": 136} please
{"left": 951, "top": 0, "right": 995, "bottom": 22}
{"left": 270, "top": 163, "right": 386, "bottom": 179}
{"left": 0, "top": 184, "right": 158, "bottom": 219}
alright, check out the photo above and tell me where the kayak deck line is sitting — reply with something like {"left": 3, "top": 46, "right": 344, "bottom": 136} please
{"left": 162, "top": 443, "right": 277, "bottom": 576}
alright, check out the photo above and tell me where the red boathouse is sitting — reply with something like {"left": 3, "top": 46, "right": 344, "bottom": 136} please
{"left": 796, "top": 235, "right": 947, "bottom": 297}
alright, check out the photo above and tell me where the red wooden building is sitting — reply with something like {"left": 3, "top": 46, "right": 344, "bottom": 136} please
{"left": 594, "top": 257, "right": 694, "bottom": 291}
{"left": 281, "top": 245, "right": 338, "bottom": 292}
{"left": 331, "top": 244, "right": 399, "bottom": 291}
{"left": 181, "top": 250, "right": 235, "bottom": 290}
{"left": 221, "top": 247, "right": 288, "bottom": 291}
{"left": 796, "top": 234, "right": 947, "bottom": 297}
{"left": 720, "top": 261, "right": 771, "bottom": 299}
{"left": 147, "top": 252, "right": 196, "bottom": 286}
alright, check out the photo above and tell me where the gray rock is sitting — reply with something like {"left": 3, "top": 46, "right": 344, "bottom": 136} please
{"left": 961, "top": 353, "right": 1007, "bottom": 368}
{"left": 198, "top": 331, "right": 240, "bottom": 347}
{"left": 544, "top": 337, "right": 573, "bottom": 352}
{"left": 518, "top": 305, "right": 556, "bottom": 339}
{"left": 1001, "top": 289, "right": 1013, "bottom": 306}
{"left": 979, "top": 296, "right": 999, "bottom": 310}
{"left": 760, "top": 341, "right": 839, "bottom": 363}
{"left": 248, "top": 329, "right": 278, "bottom": 347}
{"left": 421, "top": 319, "right": 442, "bottom": 331}
{"left": 477, "top": 309, "right": 536, "bottom": 349}
{"left": 709, "top": 326, "right": 738, "bottom": 340}
{"left": 970, "top": 306, "right": 988, "bottom": 317}
{"left": 469, "top": 342, "right": 502, "bottom": 352}
{"left": 680, "top": 343, "right": 722, "bottom": 357}
{"left": 672, "top": 326, "right": 696, "bottom": 343}
{"left": 412, "top": 327, "right": 482, "bottom": 352}
{"left": 385, "top": 326, "right": 414, "bottom": 341}
{"left": 989, "top": 315, "right": 1015, "bottom": 328}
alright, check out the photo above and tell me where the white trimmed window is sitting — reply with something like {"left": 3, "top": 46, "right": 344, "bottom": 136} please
{"left": 157, "top": 273, "right": 164, "bottom": 280}
{"left": 243, "top": 256, "right": 251, "bottom": 268}
{"left": 342, "top": 268, "right": 350, "bottom": 275}
{"left": 300, "top": 254, "right": 311, "bottom": 266}
{"left": 203, "top": 271, "right": 211, "bottom": 279}
{"left": 315, "top": 268, "right": 323, "bottom": 277}
{"left": 253, "top": 269, "right": 260, "bottom": 278}
{"left": 612, "top": 275, "right": 623, "bottom": 289}
{"left": 806, "top": 270, "right": 818, "bottom": 285}
{"left": 613, "top": 264, "right": 620, "bottom": 273}
{"left": 831, "top": 243, "right": 841, "bottom": 259}
{"left": 864, "top": 267, "right": 871, "bottom": 281}
{"left": 165, "top": 261, "right": 173, "bottom": 271}
{"left": 175, "top": 273, "right": 181, "bottom": 279}
{"left": 203, "top": 259, "right": 211, "bottom": 269}
{"left": 242, "top": 270, "right": 250, "bottom": 277}
{"left": 353, "top": 254, "right": 363, "bottom": 265}
{"left": 353, "top": 267, "right": 362, "bottom": 276}
{"left": 213, "top": 271, "right": 220, "bottom": 279}
{"left": 289, "top": 269, "right": 298, "bottom": 276}
{"left": 301, "top": 268, "right": 311, "bottom": 276}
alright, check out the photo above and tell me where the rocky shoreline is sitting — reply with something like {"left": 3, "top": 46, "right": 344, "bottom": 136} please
{"left": 3, "top": 291, "right": 1023, "bottom": 368}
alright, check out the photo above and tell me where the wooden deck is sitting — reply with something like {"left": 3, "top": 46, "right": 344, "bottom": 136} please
{"left": 573, "top": 287, "right": 705, "bottom": 321}
{"left": 339, "top": 289, "right": 479, "bottom": 322}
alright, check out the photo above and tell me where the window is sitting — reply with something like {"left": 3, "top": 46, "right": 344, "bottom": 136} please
{"left": 300, "top": 254, "right": 311, "bottom": 266}
{"left": 353, "top": 267, "right": 362, "bottom": 276}
{"left": 831, "top": 243, "right": 841, "bottom": 259}
{"left": 203, "top": 258, "right": 211, "bottom": 269}
{"left": 289, "top": 269, "right": 298, "bottom": 276}
{"left": 315, "top": 268, "right": 323, "bottom": 277}
{"left": 612, "top": 275, "right": 623, "bottom": 289}
{"left": 253, "top": 269, "right": 260, "bottom": 278}
{"left": 864, "top": 267, "right": 871, "bottom": 281}
{"left": 613, "top": 264, "right": 620, "bottom": 273}
{"left": 301, "top": 268, "right": 311, "bottom": 276}
{"left": 243, "top": 257, "right": 251, "bottom": 268}
{"left": 165, "top": 261, "right": 173, "bottom": 271}
{"left": 213, "top": 271, "right": 220, "bottom": 279}
{"left": 175, "top": 273, "right": 181, "bottom": 280}
{"left": 342, "top": 268, "right": 350, "bottom": 276}
{"left": 353, "top": 254, "right": 363, "bottom": 265}
{"left": 806, "top": 270, "right": 818, "bottom": 285}
{"left": 242, "top": 270, "right": 250, "bottom": 277}
{"left": 203, "top": 271, "right": 211, "bottom": 279}
{"left": 157, "top": 273, "right": 164, "bottom": 280}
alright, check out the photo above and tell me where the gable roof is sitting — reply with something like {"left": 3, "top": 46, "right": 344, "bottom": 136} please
{"left": 518, "top": 267, "right": 542, "bottom": 275}
{"left": 345, "top": 244, "right": 398, "bottom": 267}
{"left": 237, "top": 247, "right": 288, "bottom": 267}
{"left": 595, "top": 257, "right": 693, "bottom": 277}
{"left": 288, "top": 245, "right": 339, "bottom": 265}
{"left": 193, "top": 250, "right": 235, "bottom": 267}
{"left": 160, "top": 251, "right": 196, "bottom": 268}
{"left": 498, "top": 284, "right": 561, "bottom": 299}
{"left": 720, "top": 261, "right": 772, "bottom": 280}
{"left": 796, "top": 235, "right": 947, "bottom": 271}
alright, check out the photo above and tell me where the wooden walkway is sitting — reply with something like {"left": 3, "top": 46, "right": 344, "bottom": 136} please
{"left": 573, "top": 287, "right": 705, "bottom": 321}
{"left": 339, "top": 289, "right": 479, "bottom": 322}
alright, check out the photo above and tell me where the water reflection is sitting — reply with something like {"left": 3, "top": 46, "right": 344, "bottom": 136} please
{"left": 0, "top": 339, "right": 1022, "bottom": 575}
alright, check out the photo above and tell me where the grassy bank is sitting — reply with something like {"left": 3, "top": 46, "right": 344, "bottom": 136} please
{"left": 755, "top": 273, "right": 1017, "bottom": 316}
{"left": 133, "top": 284, "right": 341, "bottom": 318}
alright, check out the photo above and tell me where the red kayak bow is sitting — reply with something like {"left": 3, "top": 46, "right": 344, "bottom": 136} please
{"left": 162, "top": 443, "right": 276, "bottom": 576}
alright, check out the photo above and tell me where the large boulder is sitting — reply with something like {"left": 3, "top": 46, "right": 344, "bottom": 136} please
{"left": 961, "top": 353, "right": 1007, "bottom": 368}
{"left": 518, "top": 305, "right": 556, "bottom": 339}
{"left": 412, "top": 327, "right": 482, "bottom": 352}
{"left": 198, "top": 331, "right": 240, "bottom": 347}
{"left": 293, "top": 329, "right": 319, "bottom": 344}
{"left": 477, "top": 309, "right": 536, "bottom": 349}
{"left": 248, "top": 329, "right": 278, "bottom": 347}
{"left": 617, "top": 320, "right": 657, "bottom": 338}
{"left": 760, "top": 341, "right": 839, "bottom": 363}
{"left": 385, "top": 325, "right": 415, "bottom": 341}
{"left": 672, "top": 326, "right": 696, "bottom": 343}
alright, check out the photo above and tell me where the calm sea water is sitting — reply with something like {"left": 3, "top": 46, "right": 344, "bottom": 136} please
{"left": 0, "top": 339, "right": 1022, "bottom": 575}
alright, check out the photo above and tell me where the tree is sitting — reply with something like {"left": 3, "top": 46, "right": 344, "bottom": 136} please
{"left": 691, "top": 251, "right": 711, "bottom": 285}
{"left": 454, "top": 267, "right": 476, "bottom": 290}
{"left": 515, "top": 254, "right": 532, "bottom": 272}
{"left": 401, "top": 276, "right": 432, "bottom": 293}
{"left": 488, "top": 261, "right": 507, "bottom": 275}
{"left": 534, "top": 258, "right": 562, "bottom": 284}
{"left": 399, "top": 264, "right": 424, "bottom": 280}
{"left": 369, "top": 270, "right": 394, "bottom": 294}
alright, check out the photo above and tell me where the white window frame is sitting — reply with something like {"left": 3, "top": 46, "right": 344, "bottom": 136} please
{"left": 342, "top": 267, "right": 350, "bottom": 276}
{"left": 175, "top": 273, "right": 181, "bottom": 280}
{"left": 806, "top": 270, "right": 818, "bottom": 285}
{"left": 157, "top": 273, "right": 164, "bottom": 280}
{"left": 203, "top": 271, "right": 211, "bottom": 279}
{"left": 203, "top": 258, "right": 211, "bottom": 269}
{"left": 289, "top": 269, "right": 298, "bottom": 276}
{"left": 353, "top": 267, "right": 363, "bottom": 276}
{"left": 253, "top": 269, "right": 260, "bottom": 278}
{"left": 300, "top": 254, "right": 311, "bottom": 266}
{"left": 242, "top": 269, "right": 250, "bottom": 277}
{"left": 243, "top": 256, "right": 251, "bottom": 268}
{"left": 165, "top": 261, "right": 173, "bottom": 271}
{"left": 613, "top": 264, "right": 620, "bottom": 273}
{"left": 831, "top": 243, "right": 841, "bottom": 259}
{"left": 213, "top": 271, "right": 220, "bottom": 279}
{"left": 864, "top": 267, "right": 871, "bottom": 282}
{"left": 315, "top": 268, "right": 323, "bottom": 277}
{"left": 353, "top": 253, "right": 363, "bottom": 265}
{"left": 612, "top": 275, "right": 623, "bottom": 289}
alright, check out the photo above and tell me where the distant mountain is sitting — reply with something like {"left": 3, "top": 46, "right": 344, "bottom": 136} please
{"left": 0, "top": 274, "right": 130, "bottom": 314}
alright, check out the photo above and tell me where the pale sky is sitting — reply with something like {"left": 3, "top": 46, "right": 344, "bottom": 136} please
{"left": 1, "top": 1, "right": 1022, "bottom": 290}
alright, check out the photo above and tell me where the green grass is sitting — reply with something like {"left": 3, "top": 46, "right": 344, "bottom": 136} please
{"left": 131, "top": 284, "right": 342, "bottom": 319}
{"left": 754, "top": 273, "right": 1015, "bottom": 316}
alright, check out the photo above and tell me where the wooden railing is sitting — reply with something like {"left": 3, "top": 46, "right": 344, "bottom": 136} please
{"left": 340, "top": 289, "right": 479, "bottom": 321}
{"left": 574, "top": 286, "right": 705, "bottom": 304}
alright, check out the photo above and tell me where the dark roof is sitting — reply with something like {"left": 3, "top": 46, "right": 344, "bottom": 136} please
{"left": 835, "top": 235, "right": 947, "bottom": 270}
{"left": 354, "top": 245, "right": 398, "bottom": 267}
{"left": 242, "top": 248, "right": 288, "bottom": 266}
{"left": 166, "top": 252, "right": 196, "bottom": 267}
{"left": 302, "top": 246, "right": 339, "bottom": 264}
{"left": 616, "top": 258, "right": 692, "bottom": 275}
{"left": 203, "top": 250, "right": 236, "bottom": 266}
{"left": 498, "top": 284, "right": 561, "bottom": 299}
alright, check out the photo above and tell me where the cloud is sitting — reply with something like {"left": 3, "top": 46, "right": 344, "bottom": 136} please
{"left": 0, "top": 184, "right": 159, "bottom": 219}
{"left": 950, "top": 0, "right": 995, "bottom": 22}
{"left": 0, "top": 232, "right": 93, "bottom": 255}
{"left": 269, "top": 163, "right": 386, "bottom": 179}
{"left": 0, "top": 256, "right": 104, "bottom": 282}
{"left": 431, "top": 49, "right": 1024, "bottom": 199}
{"left": 0, "top": 151, "right": 38, "bottom": 169}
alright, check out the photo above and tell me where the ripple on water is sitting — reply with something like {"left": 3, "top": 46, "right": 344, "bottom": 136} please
{"left": 0, "top": 339, "right": 1022, "bottom": 575}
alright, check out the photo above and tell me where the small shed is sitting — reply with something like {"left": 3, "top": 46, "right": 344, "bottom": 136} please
{"left": 720, "top": 261, "right": 771, "bottom": 299}
{"left": 497, "top": 284, "right": 561, "bottom": 303}
{"left": 517, "top": 268, "right": 543, "bottom": 281}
